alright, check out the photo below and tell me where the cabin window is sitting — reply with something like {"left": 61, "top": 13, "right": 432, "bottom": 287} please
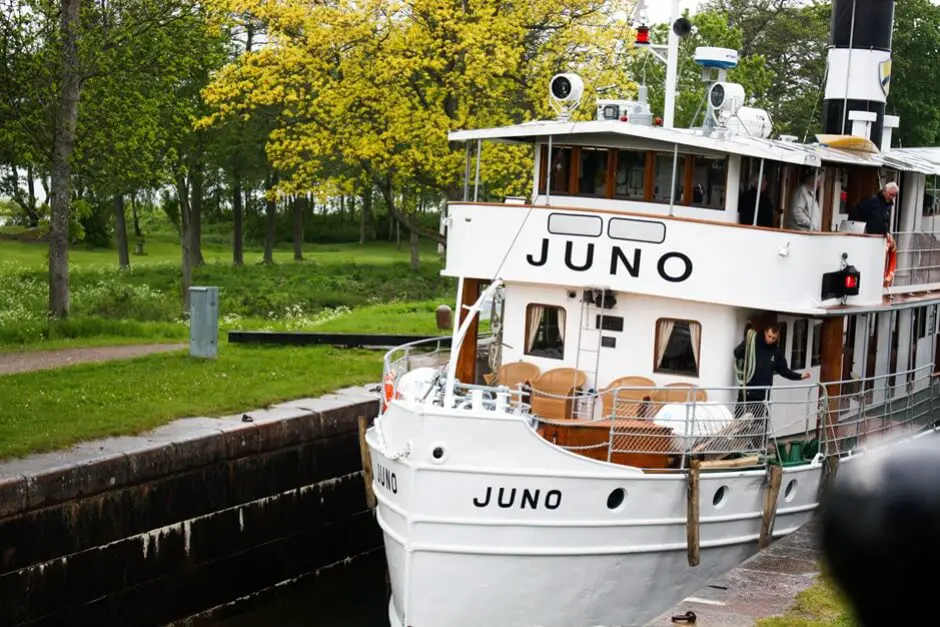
{"left": 654, "top": 318, "right": 702, "bottom": 377}
{"left": 578, "top": 147, "right": 609, "bottom": 196}
{"left": 691, "top": 156, "right": 727, "bottom": 209}
{"left": 614, "top": 150, "right": 646, "bottom": 200}
{"left": 914, "top": 306, "right": 929, "bottom": 340}
{"left": 790, "top": 320, "right": 808, "bottom": 370}
{"left": 811, "top": 323, "right": 822, "bottom": 368}
{"left": 525, "top": 304, "right": 566, "bottom": 360}
{"left": 652, "top": 152, "right": 686, "bottom": 203}
{"left": 545, "top": 147, "right": 572, "bottom": 194}
{"left": 925, "top": 175, "right": 940, "bottom": 216}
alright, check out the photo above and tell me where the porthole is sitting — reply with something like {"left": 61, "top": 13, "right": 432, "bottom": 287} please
{"left": 713, "top": 485, "right": 730, "bottom": 509}
{"left": 430, "top": 443, "right": 447, "bottom": 464}
{"left": 607, "top": 488, "right": 627, "bottom": 510}
{"left": 784, "top": 479, "right": 798, "bottom": 502}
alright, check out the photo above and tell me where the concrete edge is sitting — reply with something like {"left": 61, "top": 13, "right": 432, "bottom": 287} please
{"left": 0, "top": 384, "right": 381, "bottom": 516}
{"left": 645, "top": 521, "right": 822, "bottom": 626}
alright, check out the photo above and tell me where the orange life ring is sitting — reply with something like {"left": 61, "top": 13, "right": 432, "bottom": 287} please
{"left": 382, "top": 370, "right": 398, "bottom": 410}
{"left": 884, "top": 240, "right": 897, "bottom": 287}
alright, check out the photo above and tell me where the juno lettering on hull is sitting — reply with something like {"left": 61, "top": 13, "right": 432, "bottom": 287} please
{"left": 375, "top": 462, "right": 398, "bottom": 495}
{"left": 472, "top": 486, "right": 562, "bottom": 510}
{"left": 525, "top": 237, "right": 693, "bottom": 283}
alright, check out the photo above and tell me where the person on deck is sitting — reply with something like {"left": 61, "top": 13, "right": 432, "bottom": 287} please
{"left": 852, "top": 182, "right": 898, "bottom": 249}
{"left": 733, "top": 322, "right": 810, "bottom": 419}
{"left": 738, "top": 174, "right": 774, "bottom": 227}
{"left": 785, "top": 172, "right": 821, "bottom": 231}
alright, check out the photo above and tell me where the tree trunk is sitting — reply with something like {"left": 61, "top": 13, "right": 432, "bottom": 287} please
{"left": 114, "top": 194, "right": 130, "bottom": 269}
{"left": 232, "top": 170, "right": 244, "bottom": 266}
{"left": 409, "top": 228, "right": 420, "bottom": 271}
{"left": 26, "top": 165, "right": 38, "bottom": 227}
{"left": 263, "top": 171, "right": 277, "bottom": 265}
{"left": 190, "top": 163, "right": 204, "bottom": 266}
{"left": 359, "top": 186, "right": 375, "bottom": 245}
{"left": 175, "top": 175, "right": 193, "bottom": 314}
{"left": 130, "top": 193, "right": 142, "bottom": 237}
{"left": 48, "top": 0, "right": 83, "bottom": 319}
{"left": 292, "top": 196, "right": 304, "bottom": 261}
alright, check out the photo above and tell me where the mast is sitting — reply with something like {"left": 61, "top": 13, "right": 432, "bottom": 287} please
{"left": 663, "top": 0, "right": 681, "bottom": 129}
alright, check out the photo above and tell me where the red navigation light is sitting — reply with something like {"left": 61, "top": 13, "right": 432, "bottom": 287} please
{"left": 620, "top": 114, "right": 629, "bottom": 122}
{"left": 635, "top": 25, "right": 651, "bottom": 46}
{"left": 844, "top": 274, "right": 858, "bottom": 289}
{"left": 654, "top": 116, "right": 663, "bottom": 126}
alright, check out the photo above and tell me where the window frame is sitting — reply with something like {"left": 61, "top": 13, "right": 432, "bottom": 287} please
{"left": 790, "top": 319, "right": 809, "bottom": 370}
{"left": 653, "top": 317, "right": 703, "bottom": 378}
{"left": 524, "top": 303, "right": 567, "bottom": 361}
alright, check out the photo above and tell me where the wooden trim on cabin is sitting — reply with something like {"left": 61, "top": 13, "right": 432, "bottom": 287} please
{"left": 821, "top": 167, "right": 835, "bottom": 233}
{"left": 452, "top": 201, "right": 882, "bottom": 239}
{"left": 643, "top": 152, "right": 655, "bottom": 202}
{"left": 819, "top": 316, "right": 844, "bottom": 432}
{"left": 538, "top": 145, "right": 548, "bottom": 195}
{"left": 569, "top": 147, "right": 581, "bottom": 194}
{"left": 683, "top": 155, "right": 695, "bottom": 205}
{"left": 455, "top": 278, "right": 484, "bottom": 385}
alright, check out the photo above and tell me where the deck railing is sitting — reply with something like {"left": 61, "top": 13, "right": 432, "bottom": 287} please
{"left": 382, "top": 338, "right": 940, "bottom": 468}
{"left": 891, "top": 231, "right": 940, "bottom": 287}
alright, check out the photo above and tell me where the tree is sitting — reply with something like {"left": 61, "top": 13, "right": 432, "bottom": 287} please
{"left": 201, "top": 0, "right": 635, "bottom": 270}
{"left": 888, "top": 0, "right": 940, "bottom": 147}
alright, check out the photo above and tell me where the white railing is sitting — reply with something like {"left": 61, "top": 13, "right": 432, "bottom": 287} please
{"left": 891, "top": 231, "right": 940, "bottom": 288}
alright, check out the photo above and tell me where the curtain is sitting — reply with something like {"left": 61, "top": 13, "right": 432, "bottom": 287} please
{"left": 655, "top": 319, "right": 675, "bottom": 368}
{"left": 556, "top": 308, "right": 566, "bottom": 343}
{"left": 689, "top": 321, "right": 701, "bottom": 368}
{"left": 526, "top": 305, "right": 544, "bottom": 352}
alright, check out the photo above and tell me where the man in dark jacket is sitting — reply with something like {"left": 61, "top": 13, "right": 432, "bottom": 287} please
{"left": 738, "top": 175, "right": 774, "bottom": 227}
{"left": 733, "top": 323, "right": 810, "bottom": 417}
{"left": 852, "top": 182, "right": 898, "bottom": 242}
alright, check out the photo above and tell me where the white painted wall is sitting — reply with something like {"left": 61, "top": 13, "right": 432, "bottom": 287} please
{"left": 533, "top": 193, "right": 737, "bottom": 223}
{"left": 500, "top": 281, "right": 749, "bottom": 405}
{"left": 446, "top": 202, "right": 886, "bottom": 314}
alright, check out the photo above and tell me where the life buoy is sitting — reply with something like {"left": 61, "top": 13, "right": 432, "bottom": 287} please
{"left": 884, "top": 240, "right": 897, "bottom": 287}
{"left": 382, "top": 370, "right": 398, "bottom": 411}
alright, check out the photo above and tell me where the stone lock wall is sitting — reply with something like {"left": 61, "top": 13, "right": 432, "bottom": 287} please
{"left": 0, "top": 386, "right": 383, "bottom": 626}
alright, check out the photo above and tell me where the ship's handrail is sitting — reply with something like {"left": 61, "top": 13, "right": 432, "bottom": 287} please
{"left": 891, "top": 230, "right": 940, "bottom": 287}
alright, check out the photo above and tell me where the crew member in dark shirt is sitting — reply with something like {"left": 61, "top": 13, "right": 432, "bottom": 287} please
{"left": 852, "top": 182, "right": 898, "bottom": 247}
{"left": 738, "top": 175, "right": 774, "bottom": 228}
{"left": 733, "top": 323, "right": 810, "bottom": 417}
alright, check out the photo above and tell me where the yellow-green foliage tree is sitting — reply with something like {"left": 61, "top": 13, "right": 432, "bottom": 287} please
{"left": 201, "top": 0, "right": 637, "bottom": 269}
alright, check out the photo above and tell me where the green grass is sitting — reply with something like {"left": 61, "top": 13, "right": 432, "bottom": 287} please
{"left": 0, "top": 343, "right": 383, "bottom": 460}
{"left": 0, "top": 238, "right": 454, "bottom": 349}
{"left": 756, "top": 574, "right": 855, "bottom": 627}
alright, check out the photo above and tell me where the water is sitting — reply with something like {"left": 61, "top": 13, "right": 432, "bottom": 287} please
{"left": 219, "top": 551, "right": 391, "bottom": 627}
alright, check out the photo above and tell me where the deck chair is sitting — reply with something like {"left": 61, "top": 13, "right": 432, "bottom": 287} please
{"left": 600, "top": 376, "right": 659, "bottom": 418}
{"left": 483, "top": 361, "right": 541, "bottom": 397}
{"left": 530, "top": 368, "right": 588, "bottom": 421}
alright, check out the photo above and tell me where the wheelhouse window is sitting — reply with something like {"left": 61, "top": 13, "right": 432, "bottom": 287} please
{"left": 790, "top": 319, "right": 808, "bottom": 370}
{"left": 614, "top": 149, "right": 646, "bottom": 200}
{"left": 691, "top": 156, "right": 727, "bottom": 209}
{"left": 653, "top": 152, "right": 686, "bottom": 203}
{"left": 578, "top": 147, "right": 609, "bottom": 196}
{"left": 545, "top": 147, "right": 572, "bottom": 194}
{"left": 525, "top": 304, "right": 566, "bottom": 360}
{"left": 925, "top": 175, "right": 940, "bottom": 216}
{"left": 654, "top": 318, "right": 702, "bottom": 377}
{"left": 811, "top": 322, "right": 822, "bottom": 367}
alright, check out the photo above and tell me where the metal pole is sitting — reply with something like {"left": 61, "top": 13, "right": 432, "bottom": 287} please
{"left": 669, "top": 144, "right": 679, "bottom": 216}
{"left": 462, "top": 143, "right": 471, "bottom": 201}
{"left": 752, "top": 158, "right": 765, "bottom": 227}
{"left": 473, "top": 139, "right": 482, "bottom": 202}
{"left": 841, "top": 0, "right": 857, "bottom": 136}
{"left": 663, "top": 0, "right": 682, "bottom": 129}
{"left": 545, "top": 136, "right": 554, "bottom": 207}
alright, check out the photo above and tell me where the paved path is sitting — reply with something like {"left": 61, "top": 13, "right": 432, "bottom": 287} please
{"left": 0, "top": 343, "right": 188, "bottom": 375}
{"left": 646, "top": 522, "right": 821, "bottom": 626}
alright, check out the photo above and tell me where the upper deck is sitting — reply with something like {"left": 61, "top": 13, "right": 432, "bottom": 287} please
{"left": 446, "top": 121, "right": 940, "bottom": 313}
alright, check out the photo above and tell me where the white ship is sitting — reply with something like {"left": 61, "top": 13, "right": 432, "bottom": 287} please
{"left": 366, "top": 1, "right": 940, "bottom": 625}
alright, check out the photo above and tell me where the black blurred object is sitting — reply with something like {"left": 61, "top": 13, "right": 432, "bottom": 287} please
{"left": 820, "top": 440, "right": 940, "bottom": 626}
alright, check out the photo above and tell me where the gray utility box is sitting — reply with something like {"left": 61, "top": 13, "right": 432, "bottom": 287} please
{"left": 189, "top": 286, "right": 219, "bottom": 358}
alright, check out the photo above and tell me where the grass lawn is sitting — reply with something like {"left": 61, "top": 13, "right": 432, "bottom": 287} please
{"left": 0, "top": 237, "right": 455, "bottom": 349}
{"left": 756, "top": 574, "right": 855, "bottom": 627}
{"left": 0, "top": 342, "right": 384, "bottom": 460}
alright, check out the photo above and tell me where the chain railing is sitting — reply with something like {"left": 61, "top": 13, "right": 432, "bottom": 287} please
{"left": 892, "top": 231, "right": 940, "bottom": 287}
